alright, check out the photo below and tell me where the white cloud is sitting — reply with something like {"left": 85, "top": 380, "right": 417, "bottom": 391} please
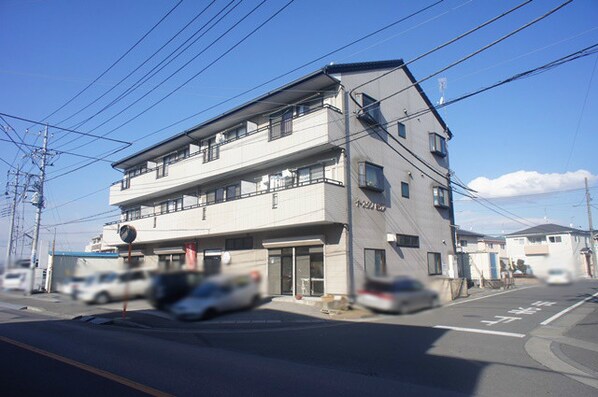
{"left": 467, "top": 170, "right": 597, "bottom": 199}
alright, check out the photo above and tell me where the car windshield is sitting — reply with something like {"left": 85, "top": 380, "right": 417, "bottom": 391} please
{"left": 548, "top": 269, "right": 564, "bottom": 275}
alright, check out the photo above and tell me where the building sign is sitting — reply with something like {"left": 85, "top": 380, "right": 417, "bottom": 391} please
{"left": 355, "top": 199, "right": 386, "bottom": 212}
{"left": 185, "top": 242, "right": 197, "bottom": 270}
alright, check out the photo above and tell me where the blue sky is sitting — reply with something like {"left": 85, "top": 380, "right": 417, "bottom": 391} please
{"left": 0, "top": 0, "right": 596, "bottom": 254}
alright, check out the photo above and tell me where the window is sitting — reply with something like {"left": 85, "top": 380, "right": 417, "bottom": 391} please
{"left": 429, "top": 133, "right": 447, "bottom": 157}
{"left": 269, "top": 108, "right": 293, "bottom": 140}
{"left": 488, "top": 243, "right": 494, "bottom": 249}
{"left": 358, "top": 162, "right": 384, "bottom": 192}
{"left": 206, "top": 188, "right": 224, "bottom": 204}
{"left": 124, "top": 207, "right": 141, "bottom": 221}
{"left": 549, "top": 236, "right": 562, "bottom": 243}
{"left": 396, "top": 234, "right": 419, "bottom": 248}
{"left": 296, "top": 97, "right": 323, "bottom": 116}
{"left": 398, "top": 122, "right": 406, "bottom": 138}
{"left": 433, "top": 186, "right": 449, "bottom": 207}
{"left": 225, "top": 237, "right": 253, "bottom": 251}
{"left": 528, "top": 236, "right": 546, "bottom": 245}
{"left": 225, "top": 125, "right": 247, "bottom": 141}
{"left": 500, "top": 244, "right": 505, "bottom": 250}
{"left": 460, "top": 240, "right": 468, "bottom": 247}
{"left": 203, "top": 136, "right": 219, "bottom": 163}
{"left": 226, "top": 184, "right": 240, "bottom": 201}
{"left": 124, "top": 164, "right": 147, "bottom": 187}
{"left": 401, "top": 182, "right": 410, "bottom": 198}
{"left": 358, "top": 94, "right": 381, "bottom": 125}
{"left": 158, "top": 198, "right": 182, "bottom": 214}
{"left": 364, "top": 249, "right": 386, "bottom": 277}
{"left": 427, "top": 252, "right": 442, "bottom": 275}
{"left": 297, "top": 164, "right": 324, "bottom": 184}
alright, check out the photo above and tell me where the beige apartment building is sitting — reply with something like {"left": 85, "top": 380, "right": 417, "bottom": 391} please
{"left": 102, "top": 60, "right": 456, "bottom": 300}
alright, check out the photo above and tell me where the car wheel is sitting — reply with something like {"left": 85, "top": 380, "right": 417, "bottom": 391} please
{"left": 202, "top": 308, "right": 217, "bottom": 321}
{"left": 250, "top": 295, "right": 261, "bottom": 308}
{"left": 398, "top": 303, "right": 409, "bottom": 315}
{"left": 95, "top": 292, "right": 110, "bottom": 305}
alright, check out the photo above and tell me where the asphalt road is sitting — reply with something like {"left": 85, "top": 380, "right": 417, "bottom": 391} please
{"left": 0, "top": 281, "right": 596, "bottom": 396}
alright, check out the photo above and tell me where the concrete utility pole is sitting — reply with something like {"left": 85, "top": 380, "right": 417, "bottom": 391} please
{"left": 28, "top": 125, "right": 49, "bottom": 294}
{"left": 585, "top": 177, "right": 597, "bottom": 278}
{"left": 4, "top": 166, "right": 21, "bottom": 271}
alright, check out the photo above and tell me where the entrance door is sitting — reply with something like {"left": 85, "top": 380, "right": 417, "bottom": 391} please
{"left": 267, "top": 248, "right": 293, "bottom": 295}
{"left": 204, "top": 251, "right": 221, "bottom": 276}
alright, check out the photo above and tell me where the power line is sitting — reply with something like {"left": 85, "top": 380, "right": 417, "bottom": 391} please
{"left": 33, "top": 0, "right": 184, "bottom": 127}
{"left": 59, "top": 0, "right": 261, "bottom": 151}
{"left": 0, "top": 137, "right": 115, "bottom": 163}
{"left": 52, "top": 1, "right": 218, "bottom": 129}
{"left": 0, "top": 112, "right": 132, "bottom": 145}
{"left": 377, "top": 0, "right": 574, "bottom": 105}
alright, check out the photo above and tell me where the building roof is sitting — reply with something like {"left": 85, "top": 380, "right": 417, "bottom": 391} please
{"left": 52, "top": 251, "right": 119, "bottom": 258}
{"left": 112, "top": 59, "right": 452, "bottom": 170}
{"left": 456, "top": 229, "right": 485, "bottom": 238}
{"left": 507, "top": 223, "right": 588, "bottom": 237}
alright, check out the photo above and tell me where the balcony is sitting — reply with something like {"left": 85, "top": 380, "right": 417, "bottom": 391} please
{"left": 103, "top": 180, "right": 347, "bottom": 246}
{"left": 524, "top": 244, "right": 549, "bottom": 256}
{"left": 109, "top": 106, "right": 345, "bottom": 207}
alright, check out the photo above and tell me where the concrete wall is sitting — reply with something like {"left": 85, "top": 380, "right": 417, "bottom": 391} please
{"left": 337, "top": 67, "right": 455, "bottom": 298}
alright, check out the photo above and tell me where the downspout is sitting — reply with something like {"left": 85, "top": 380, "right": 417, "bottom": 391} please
{"left": 343, "top": 86, "right": 356, "bottom": 300}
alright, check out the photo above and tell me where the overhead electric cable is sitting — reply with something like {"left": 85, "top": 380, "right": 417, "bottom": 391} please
{"left": 33, "top": 0, "right": 184, "bottom": 126}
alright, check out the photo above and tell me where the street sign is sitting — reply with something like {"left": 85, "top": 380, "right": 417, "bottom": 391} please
{"left": 119, "top": 225, "right": 137, "bottom": 244}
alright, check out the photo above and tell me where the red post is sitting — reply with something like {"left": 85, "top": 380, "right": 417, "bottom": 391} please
{"left": 122, "top": 243, "right": 131, "bottom": 319}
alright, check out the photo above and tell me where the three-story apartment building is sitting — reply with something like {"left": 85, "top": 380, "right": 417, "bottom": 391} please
{"left": 103, "top": 60, "right": 456, "bottom": 299}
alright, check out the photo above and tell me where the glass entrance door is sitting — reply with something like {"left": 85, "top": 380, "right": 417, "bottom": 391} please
{"left": 268, "top": 246, "right": 324, "bottom": 297}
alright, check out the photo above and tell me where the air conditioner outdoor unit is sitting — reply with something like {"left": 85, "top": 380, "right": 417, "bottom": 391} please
{"left": 386, "top": 233, "right": 397, "bottom": 243}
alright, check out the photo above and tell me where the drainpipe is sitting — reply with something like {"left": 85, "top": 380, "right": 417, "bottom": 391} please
{"left": 343, "top": 88, "right": 355, "bottom": 300}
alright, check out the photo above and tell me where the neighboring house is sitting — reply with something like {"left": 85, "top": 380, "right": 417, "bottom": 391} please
{"left": 506, "top": 223, "right": 593, "bottom": 279}
{"left": 102, "top": 60, "right": 456, "bottom": 300}
{"left": 84, "top": 234, "right": 117, "bottom": 253}
{"left": 456, "top": 230, "right": 508, "bottom": 284}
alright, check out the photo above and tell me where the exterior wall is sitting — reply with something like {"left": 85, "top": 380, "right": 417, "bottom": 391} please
{"left": 110, "top": 106, "right": 345, "bottom": 206}
{"left": 104, "top": 181, "right": 347, "bottom": 246}
{"left": 114, "top": 225, "right": 348, "bottom": 296}
{"left": 506, "top": 233, "right": 590, "bottom": 278}
{"left": 338, "top": 68, "right": 454, "bottom": 301}
{"left": 48, "top": 254, "right": 122, "bottom": 292}
{"left": 457, "top": 235, "right": 482, "bottom": 253}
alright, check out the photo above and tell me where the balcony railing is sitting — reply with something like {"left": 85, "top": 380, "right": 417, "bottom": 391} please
{"left": 109, "top": 105, "right": 344, "bottom": 206}
{"left": 107, "top": 177, "right": 343, "bottom": 226}
{"left": 103, "top": 179, "right": 347, "bottom": 245}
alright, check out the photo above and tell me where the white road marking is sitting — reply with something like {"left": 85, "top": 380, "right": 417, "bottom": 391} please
{"left": 540, "top": 291, "right": 598, "bottom": 326}
{"left": 434, "top": 325, "right": 526, "bottom": 338}
{"left": 445, "top": 286, "right": 537, "bottom": 306}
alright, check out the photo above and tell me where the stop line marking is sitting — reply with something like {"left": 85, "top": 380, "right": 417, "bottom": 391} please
{"left": 433, "top": 325, "right": 526, "bottom": 338}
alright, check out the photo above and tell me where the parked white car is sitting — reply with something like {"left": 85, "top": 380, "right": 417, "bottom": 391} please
{"left": 77, "top": 269, "right": 154, "bottom": 304}
{"left": 1, "top": 270, "right": 28, "bottom": 291}
{"left": 170, "top": 274, "right": 260, "bottom": 321}
{"left": 58, "top": 276, "right": 87, "bottom": 297}
{"left": 546, "top": 268, "right": 572, "bottom": 285}
{"left": 357, "top": 276, "right": 439, "bottom": 314}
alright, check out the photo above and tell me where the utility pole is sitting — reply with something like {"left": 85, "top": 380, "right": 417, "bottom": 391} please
{"left": 4, "top": 166, "right": 21, "bottom": 271}
{"left": 28, "top": 125, "right": 49, "bottom": 294}
{"left": 585, "top": 177, "right": 597, "bottom": 278}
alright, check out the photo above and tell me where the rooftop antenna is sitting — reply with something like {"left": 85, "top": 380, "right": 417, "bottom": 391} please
{"left": 438, "top": 77, "right": 447, "bottom": 106}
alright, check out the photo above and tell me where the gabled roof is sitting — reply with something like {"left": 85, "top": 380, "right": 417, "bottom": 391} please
{"left": 507, "top": 223, "right": 588, "bottom": 237}
{"left": 112, "top": 59, "right": 452, "bottom": 170}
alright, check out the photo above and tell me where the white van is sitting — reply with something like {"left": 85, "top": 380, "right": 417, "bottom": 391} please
{"left": 77, "top": 269, "right": 154, "bottom": 304}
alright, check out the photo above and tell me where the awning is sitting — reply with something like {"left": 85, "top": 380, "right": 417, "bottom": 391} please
{"left": 118, "top": 250, "right": 145, "bottom": 257}
{"left": 153, "top": 247, "right": 185, "bottom": 255}
{"left": 262, "top": 235, "right": 325, "bottom": 249}
{"left": 204, "top": 249, "right": 222, "bottom": 257}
